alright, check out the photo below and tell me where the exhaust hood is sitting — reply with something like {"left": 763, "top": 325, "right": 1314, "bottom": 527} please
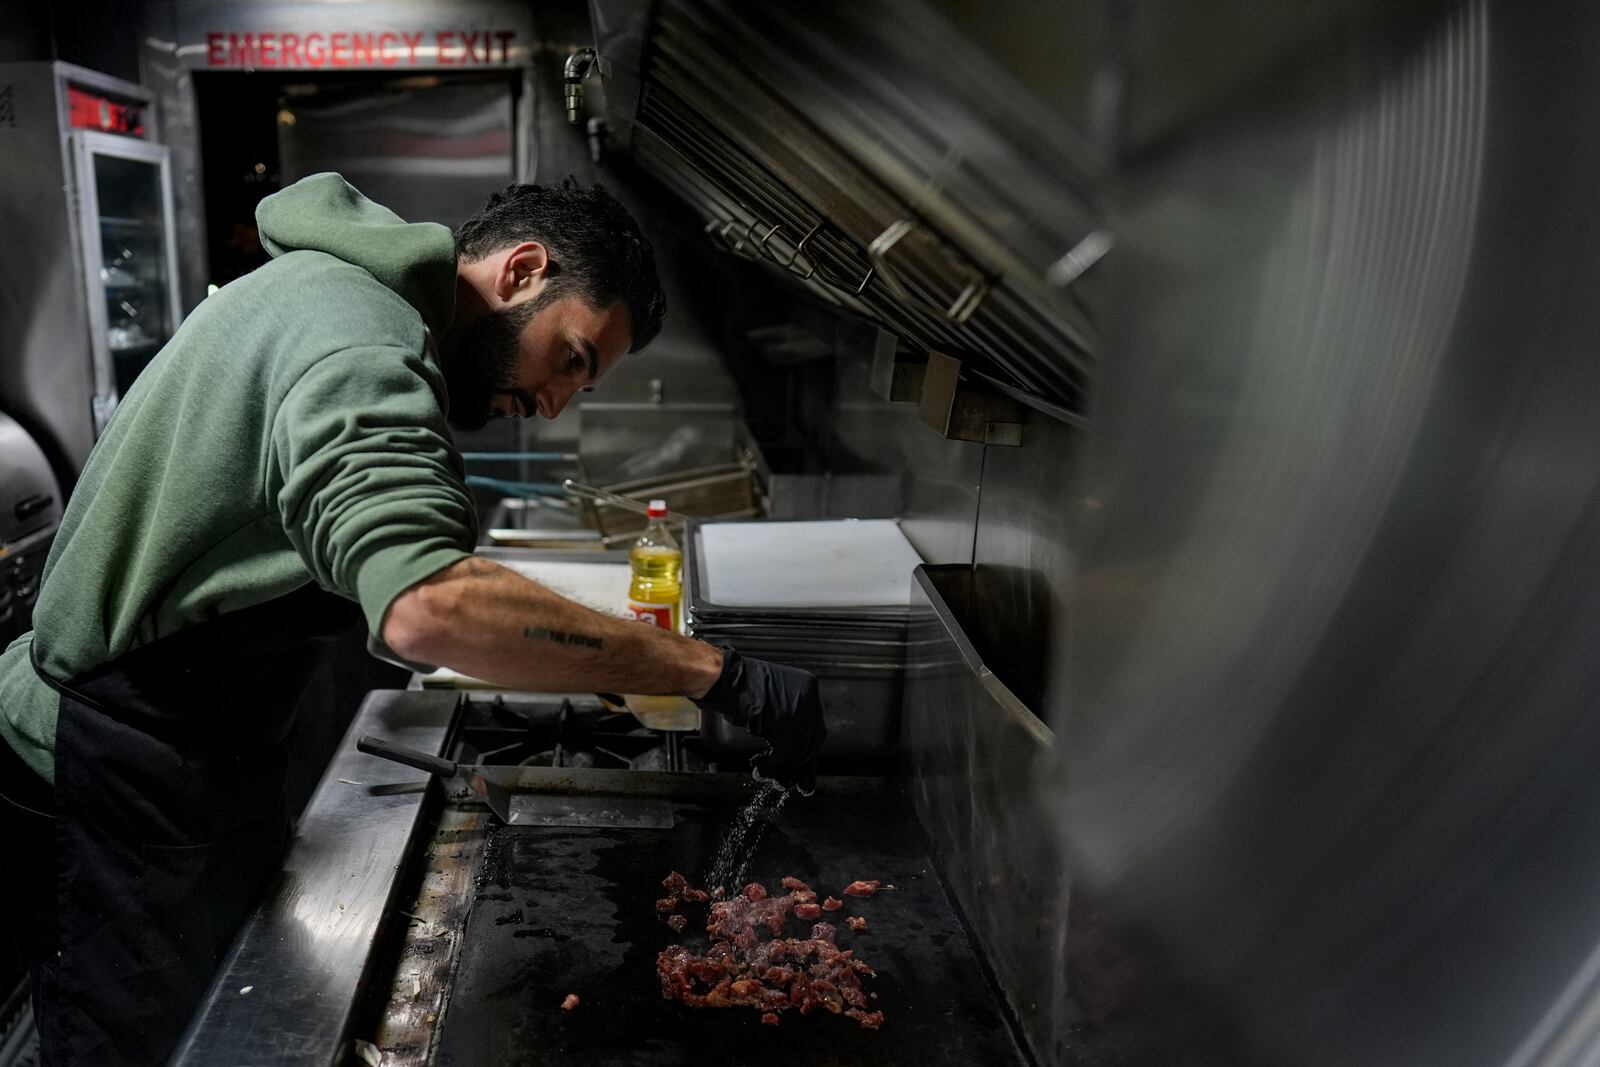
{"left": 588, "top": 0, "right": 1108, "bottom": 421}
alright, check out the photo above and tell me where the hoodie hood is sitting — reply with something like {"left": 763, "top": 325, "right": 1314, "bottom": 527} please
{"left": 256, "top": 173, "right": 458, "bottom": 337}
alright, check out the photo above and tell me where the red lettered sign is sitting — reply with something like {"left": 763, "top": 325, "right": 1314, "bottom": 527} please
{"left": 203, "top": 28, "right": 518, "bottom": 68}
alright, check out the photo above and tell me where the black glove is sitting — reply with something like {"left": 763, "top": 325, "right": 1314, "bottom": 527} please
{"left": 692, "top": 649, "right": 826, "bottom": 795}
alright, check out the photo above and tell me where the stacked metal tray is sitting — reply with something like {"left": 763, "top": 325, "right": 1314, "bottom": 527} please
{"left": 686, "top": 520, "right": 921, "bottom": 766}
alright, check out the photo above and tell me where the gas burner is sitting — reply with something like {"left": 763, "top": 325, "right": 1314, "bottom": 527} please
{"left": 449, "top": 693, "right": 712, "bottom": 773}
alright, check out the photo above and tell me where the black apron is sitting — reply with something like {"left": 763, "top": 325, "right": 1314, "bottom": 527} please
{"left": 15, "top": 584, "right": 363, "bottom": 1066}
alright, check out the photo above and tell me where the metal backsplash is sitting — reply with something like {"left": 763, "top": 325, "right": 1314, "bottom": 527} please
{"left": 905, "top": 565, "right": 1065, "bottom": 1064}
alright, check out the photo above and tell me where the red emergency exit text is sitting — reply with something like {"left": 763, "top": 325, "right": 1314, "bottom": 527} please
{"left": 204, "top": 29, "right": 518, "bottom": 68}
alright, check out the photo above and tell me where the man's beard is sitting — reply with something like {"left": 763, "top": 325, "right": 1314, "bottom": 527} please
{"left": 442, "top": 292, "right": 551, "bottom": 432}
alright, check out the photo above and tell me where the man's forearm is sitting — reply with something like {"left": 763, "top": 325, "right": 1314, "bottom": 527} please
{"left": 382, "top": 557, "right": 723, "bottom": 697}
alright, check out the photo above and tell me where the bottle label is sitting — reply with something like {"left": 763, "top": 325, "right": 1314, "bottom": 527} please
{"left": 627, "top": 602, "right": 675, "bottom": 629}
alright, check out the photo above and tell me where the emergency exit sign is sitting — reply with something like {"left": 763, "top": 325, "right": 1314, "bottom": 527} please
{"left": 203, "top": 29, "right": 518, "bottom": 68}
{"left": 174, "top": 2, "right": 533, "bottom": 71}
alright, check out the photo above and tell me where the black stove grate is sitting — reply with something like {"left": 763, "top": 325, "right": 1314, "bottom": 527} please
{"left": 451, "top": 695, "right": 712, "bottom": 774}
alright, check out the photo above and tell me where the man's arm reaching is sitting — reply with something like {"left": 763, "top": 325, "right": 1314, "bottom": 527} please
{"left": 380, "top": 556, "right": 724, "bottom": 697}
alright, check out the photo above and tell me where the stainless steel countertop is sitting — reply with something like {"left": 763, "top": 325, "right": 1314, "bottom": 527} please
{"left": 171, "top": 689, "right": 458, "bottom": 1066}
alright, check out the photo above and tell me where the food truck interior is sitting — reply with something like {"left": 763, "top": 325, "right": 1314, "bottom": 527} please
{"left": 5, "top": 0, "right": 1600, "bottom": 1064}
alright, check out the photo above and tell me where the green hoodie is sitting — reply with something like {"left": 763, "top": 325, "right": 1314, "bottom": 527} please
{"left": 0, "top": 173, "right": 477, "bottom": 783}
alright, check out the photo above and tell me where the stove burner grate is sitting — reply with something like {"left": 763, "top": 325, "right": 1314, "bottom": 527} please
{"left": 451, "top": 694, "right": 709, "bottom": 773}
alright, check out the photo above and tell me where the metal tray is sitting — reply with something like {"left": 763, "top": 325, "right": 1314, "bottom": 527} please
{"left": 687, "top": 519, "right": 919, "bottom": 623}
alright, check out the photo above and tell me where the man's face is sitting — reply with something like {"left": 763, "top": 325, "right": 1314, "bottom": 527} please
{"left": 444, "top": 287, "right": 632, "bottom": 433}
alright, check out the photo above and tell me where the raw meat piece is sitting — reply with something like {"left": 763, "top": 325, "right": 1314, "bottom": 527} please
{"left": 822, "top": 896, "right": 843, "bottom": 911}
{"left": 560, "top": 993, "right": 580, "bottom": 1012}
{"left": 842, "top": 880, "right": 880, "bottom": 897}
{"left": 656, "top": 872, "right": 885, "bottom": 1029}
{"left": 662, "top": 870, "right": 708, "bottom": 903}
{"left": 846, "top": 915, "right": 868, "bottom": 932}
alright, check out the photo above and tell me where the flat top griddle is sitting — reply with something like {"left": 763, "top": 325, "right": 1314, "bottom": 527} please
{"left": 432, "top": 793, "right": 1029, "bottom": 1067}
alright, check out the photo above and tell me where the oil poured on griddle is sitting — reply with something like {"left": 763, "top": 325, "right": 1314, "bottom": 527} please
{"left": 706, "top": 779, "right": 790, "bottom": 892}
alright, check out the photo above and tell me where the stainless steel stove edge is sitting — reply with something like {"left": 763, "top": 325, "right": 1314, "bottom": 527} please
{"left": 171, "top": 689, "right": 459, "bottom": 1067}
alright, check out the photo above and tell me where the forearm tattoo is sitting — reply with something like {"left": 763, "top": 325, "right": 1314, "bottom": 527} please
{"left": 522, "top": 626, "right": 605, "bottom": 650}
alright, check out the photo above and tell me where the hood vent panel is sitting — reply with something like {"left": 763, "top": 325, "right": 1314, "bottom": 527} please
{"left": 627, "top": 0, "right": 1104, "bottom": 417}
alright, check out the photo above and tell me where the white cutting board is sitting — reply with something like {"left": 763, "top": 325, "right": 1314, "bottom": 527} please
{"left": 697, "top": 519, "right": 922, "bottom": 609}
{"left": 421, "top": 558, "right": 634, "bottom": 688}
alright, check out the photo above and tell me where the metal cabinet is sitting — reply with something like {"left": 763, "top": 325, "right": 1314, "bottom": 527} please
{"left": 0, "top": 61, "right": 183, "bottom": 490}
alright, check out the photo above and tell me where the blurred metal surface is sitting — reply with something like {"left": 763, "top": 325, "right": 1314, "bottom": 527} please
{"left": 1053, "top": 1, "right": 1600, "bottom": 1063}
{"left": 173, "top": 689, "right": 457, "bottom": 1066}
{"left": 905, "top": 565, "right": 1064, "bottom": 1063}
{"left": 278, "top": 77, "right": 515, "bottom": 228}
{"left": 575, "top": 400, "right": 740, "bottom": 483}
{"left": 0, "top": 415, "right": 61, "bottom": 648}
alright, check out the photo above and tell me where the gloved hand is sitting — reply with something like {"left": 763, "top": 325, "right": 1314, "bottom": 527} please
{"left": 692, "top": 649, "right": 826, "bottom": 795}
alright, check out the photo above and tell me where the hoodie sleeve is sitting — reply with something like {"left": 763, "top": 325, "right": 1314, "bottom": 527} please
{"left": 269, "top": 343, "right": 477, "bottom": 636}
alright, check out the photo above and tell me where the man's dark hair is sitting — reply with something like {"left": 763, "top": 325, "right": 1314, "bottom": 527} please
{"left": 455, "top": 178, "right": 666, "bottom": 351}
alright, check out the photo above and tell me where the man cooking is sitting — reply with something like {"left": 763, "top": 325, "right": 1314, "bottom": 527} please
{"left": 0, "top": 173, "right": 824, "bottom": 1065}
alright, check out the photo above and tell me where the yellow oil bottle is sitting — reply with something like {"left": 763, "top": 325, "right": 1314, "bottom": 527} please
{"left": 626, "top": 499, "right": 682, "bottom": 630}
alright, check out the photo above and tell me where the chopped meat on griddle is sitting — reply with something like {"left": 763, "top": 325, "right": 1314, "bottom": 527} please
{"left": 659, "top": 871, "right": 712, "bottom": 931}
{"left": 842, "top": 879, "right": 880, "bottom": 897}
{"left": 662, "top": 870, "right": 708, "bottom": 903}
{"left": 560, "top": 993, "right": 580, "bottom": 1011}
{"left": 846, "top": 915, "right": 868, "bottom": 932}
{"left": 821, "top": 896, "right": 843, "bottom": 911}
{"left": 656, "top": 873, "right": 884, "bottom": 1029}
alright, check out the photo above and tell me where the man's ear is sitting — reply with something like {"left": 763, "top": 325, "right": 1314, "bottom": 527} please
{"left": 496, "top": 242, "right": 550, "bottom": 303}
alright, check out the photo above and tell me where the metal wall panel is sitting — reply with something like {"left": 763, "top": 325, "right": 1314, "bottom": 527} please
{"left": 904, "top": 566, "right": 1066, "bottom": 1064}
{"left": 277, "top": 77, "right": 516, "bottom": 228}
{"left": 832, "top": 353, "right": 984, "bottom": 566}
{"left": 1051, "top": 2, "right": 1600, "bottom": 1063}
{"left": 969, "top": 410, "right": 1083, "bottom": 713}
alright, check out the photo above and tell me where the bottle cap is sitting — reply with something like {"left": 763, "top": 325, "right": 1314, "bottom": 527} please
{"left": 646, "top": 499, "right": 668, "bottom": 519}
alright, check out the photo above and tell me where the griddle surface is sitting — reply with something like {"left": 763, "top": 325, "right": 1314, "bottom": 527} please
{"left": 433, "top": 793, "right": 1027, "bottom": 1066}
